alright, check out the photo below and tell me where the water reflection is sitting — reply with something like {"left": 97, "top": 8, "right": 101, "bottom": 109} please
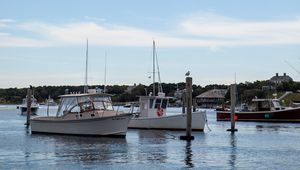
{"left": 256, "top": 125, "right": 283, "bottom": 132}
{"left": 184, "top": 141, "right": 194, "bottom": 168}
{"left": 228, "top": 133, "right": 237, "bottom": 169}
{"left": 135, "top": 130, "right": 168, "bottom": 163}
{"left": 31, "top": 134, "right": 128, "bottom": 164}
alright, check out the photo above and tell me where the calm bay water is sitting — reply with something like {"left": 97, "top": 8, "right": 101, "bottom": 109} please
{"left": 1, "top": 105, "right": 300, "bottom": 169}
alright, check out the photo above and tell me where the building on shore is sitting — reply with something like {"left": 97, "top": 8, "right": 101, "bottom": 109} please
{"left": 196, "top": 89, "right": 228, "bottom": 108}
{"left": 270, "top": 73, "right": 293, "bottom": 84}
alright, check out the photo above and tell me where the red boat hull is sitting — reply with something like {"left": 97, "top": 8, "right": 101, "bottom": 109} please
{"left": 217, "top": 107, "right": 300, "bottom": 122}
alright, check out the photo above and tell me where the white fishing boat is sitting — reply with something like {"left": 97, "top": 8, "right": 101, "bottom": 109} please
{"left": 30, "top": 93, "right": 133, "bottom": 136}
{"left": 30, "top": 40, "right": 132, "bottom": 136}
{"left": 19, "top": 95, "right": 39, "bottom": 115}
{"left": 128, "top": 41, "right": 206, "bottom": 131}
{"left": 129, "top": 94, "right": 206, "bottom": 131}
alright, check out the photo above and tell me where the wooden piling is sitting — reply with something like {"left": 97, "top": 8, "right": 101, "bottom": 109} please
{"left": 25, "top": 87, "right": 32, "bottom": 128}
{"left": 180, "top": 77, "right": 194, "bottom": 140}
{"left": 193, "top": 99, "right": 196, "bottom": 112}
{"left": 227, "top": 84, "right": 238, "bottom": 132}
{"left": 182, "top": 91, "right": 186, "bottom": 114}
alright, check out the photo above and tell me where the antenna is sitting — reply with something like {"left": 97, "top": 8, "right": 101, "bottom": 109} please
{"left": 84, "top": 39, "right": 89, "bottom": 93}
{"left": 104, "top": 50, "right": 107, "bottom": 93}
{"left": 234, "top": 72, "right": 237, "bottom": 84}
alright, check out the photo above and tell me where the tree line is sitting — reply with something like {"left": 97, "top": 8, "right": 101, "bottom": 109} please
{"left": 0, "top": 80, "right": 299, "bottom": 104}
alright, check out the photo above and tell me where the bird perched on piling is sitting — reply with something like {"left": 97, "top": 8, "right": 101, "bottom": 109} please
{"left": 185, "top": 71, "right": 190, "bottom": 77}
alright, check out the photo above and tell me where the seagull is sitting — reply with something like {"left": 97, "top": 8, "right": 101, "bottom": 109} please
{"left": 185, "top": 71, "right": 190, "bottom": 77}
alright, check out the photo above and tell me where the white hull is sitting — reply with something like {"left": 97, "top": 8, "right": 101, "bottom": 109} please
{"left": 31, "top": 113, "right": 132, "bottom": 136}
{"left": 129, "top": 111, "right": 206, "bottom": 131}
{"left": 20, "top": 105, "right": 39, "bottom": 115}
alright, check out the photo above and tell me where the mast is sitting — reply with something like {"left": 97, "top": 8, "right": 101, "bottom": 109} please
{"left": 84, "top": 39, "right": 89, "bottom": 93}
{"left": 152, "top": 40, "right": 155, "bottom": 96}
{"left": 104, "top": 50, "right": 107, "bottom": 93}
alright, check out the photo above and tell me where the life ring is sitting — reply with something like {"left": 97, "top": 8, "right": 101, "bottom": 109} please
{"left": 156, "top": 106, "right": 164, "bottom": 117}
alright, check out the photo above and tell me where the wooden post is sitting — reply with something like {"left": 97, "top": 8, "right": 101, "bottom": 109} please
{"left": 227, "top": 84, "right": 238, "bottom": 132}
{"left": 25, "top": 87, "right": 32, "bottom": 128}
{"left": 193, "top": 99, "right": 196, "bottom": 112}
{"left": 47, "top": 102, "right": 50, "bottom": 117}
{"left": 182, "top": 91, "right": 186, "bottom": 114}
{"left": 180, "top": 77, "right": 194, "bottom": 140}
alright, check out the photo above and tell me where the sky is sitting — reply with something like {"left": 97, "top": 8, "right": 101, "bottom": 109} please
{"left": 0, "top": 0, "right": 300, "bottom": 88}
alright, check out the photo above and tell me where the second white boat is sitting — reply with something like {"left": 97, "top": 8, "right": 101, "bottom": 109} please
{"left": 129, "top": 41, "right": 206, "bottom": 131}
{"left": 129, "top": 94, "right": 206, "bottom": 131}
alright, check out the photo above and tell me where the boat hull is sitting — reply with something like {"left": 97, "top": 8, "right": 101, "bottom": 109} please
{"left": 217, "top": 108, "right": 300, "bottom": 122}
{"left": 20, "top": 106, "right": 39, "bottom": 115}
{"left": 30, "top": 113, "right": 133, "bottom": 136}
{"left": 129, "top": 111, "right": 206, "bottom": 131}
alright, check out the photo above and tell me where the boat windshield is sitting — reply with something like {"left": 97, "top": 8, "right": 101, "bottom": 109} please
{"left": 256, "top": 101, "right": 271, "bottom": 111}
{"left": 92, "top": 96, "right": 113, "bottom": 110}
{"left": 272, "top": 100, "right": 282, "bottom": 108}
{"left": 56, "top": 95, "right": 113, "bottom": 116}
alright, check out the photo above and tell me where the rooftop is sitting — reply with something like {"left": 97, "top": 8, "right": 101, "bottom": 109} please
{"left": 196, "top": 89, "right": 228, "bottom": 99}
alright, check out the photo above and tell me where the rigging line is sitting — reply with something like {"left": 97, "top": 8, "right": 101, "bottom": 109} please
{"left": 155, "top": 43, "right": 163, "bottom": 93}
{"left": 284, "top": 60, "right": 300, "bottom": 75}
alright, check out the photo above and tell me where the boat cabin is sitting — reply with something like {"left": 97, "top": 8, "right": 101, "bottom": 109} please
{"left": 22, "top": 95, "right": 38, "bottom": 106}
{"left": 139, "top": 93, "right": 170, "bottom": 118}
{"left": 56, "top": 93, "right": 114, "bottom": 117}
{"left": 251, "top": 99, "right": 283, "bottom": 111}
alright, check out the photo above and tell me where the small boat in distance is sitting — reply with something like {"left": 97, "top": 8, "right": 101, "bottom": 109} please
{"left": 217, "top": 98, "right": 300, "bottom": 122}
{"left": 19, "top": 95, "right": 39, "bottom": 115}
{"left": 45, "top": 96, "right": 57, "bottom": 106}
{"left": 30, "top": 93, "right": 133, "bottom": 136}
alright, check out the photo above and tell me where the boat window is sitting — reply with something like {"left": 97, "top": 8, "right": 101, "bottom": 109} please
{"left": 272, "top": 101, "right": 281, "bottom": 108}
{"left": 93, "top": 101, "right": 105, "bottom": 110}
{"left": 161, "top": 99, "right": 168, "bottom": 109}
{"left": 80, "top": 101, "right": 94, "bottom": 112}
{"left": 57, "top": 97, "right": 77, "bottom": 116}
{"left": 149, "top": 99, "right": 154, "bottom": 109}
{"left": 257, "top": 101, "right": 270, "bottom": 111}
{"left": 104, "top": 102, "right": 113, "bottom": 111}
{"left": 91, "top": 96, "right": 114, "bottom": 111}
{"left": 70, "top": 105, "right": 80, "bottom": 113}
{"left": 154, "top": 99, "right": 161, "bottom": 108}
{"left": 77, "top": 96, "right": 90, "bottom": 103}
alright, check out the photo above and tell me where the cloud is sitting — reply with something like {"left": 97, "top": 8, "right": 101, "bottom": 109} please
{"left": 0, "top": 33, "right": 50, "bottom": 47}
{"left": 17, "top": 22, "right": 189, "bottom": 47}
{"left": 1, "top": 13, "right": 300, "bottom": 48}
{"left": 0, "top": 19, "right": 15, "bottom": 27}
{"left": 179, "top": 13, "right": 300, "bottom": 46}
